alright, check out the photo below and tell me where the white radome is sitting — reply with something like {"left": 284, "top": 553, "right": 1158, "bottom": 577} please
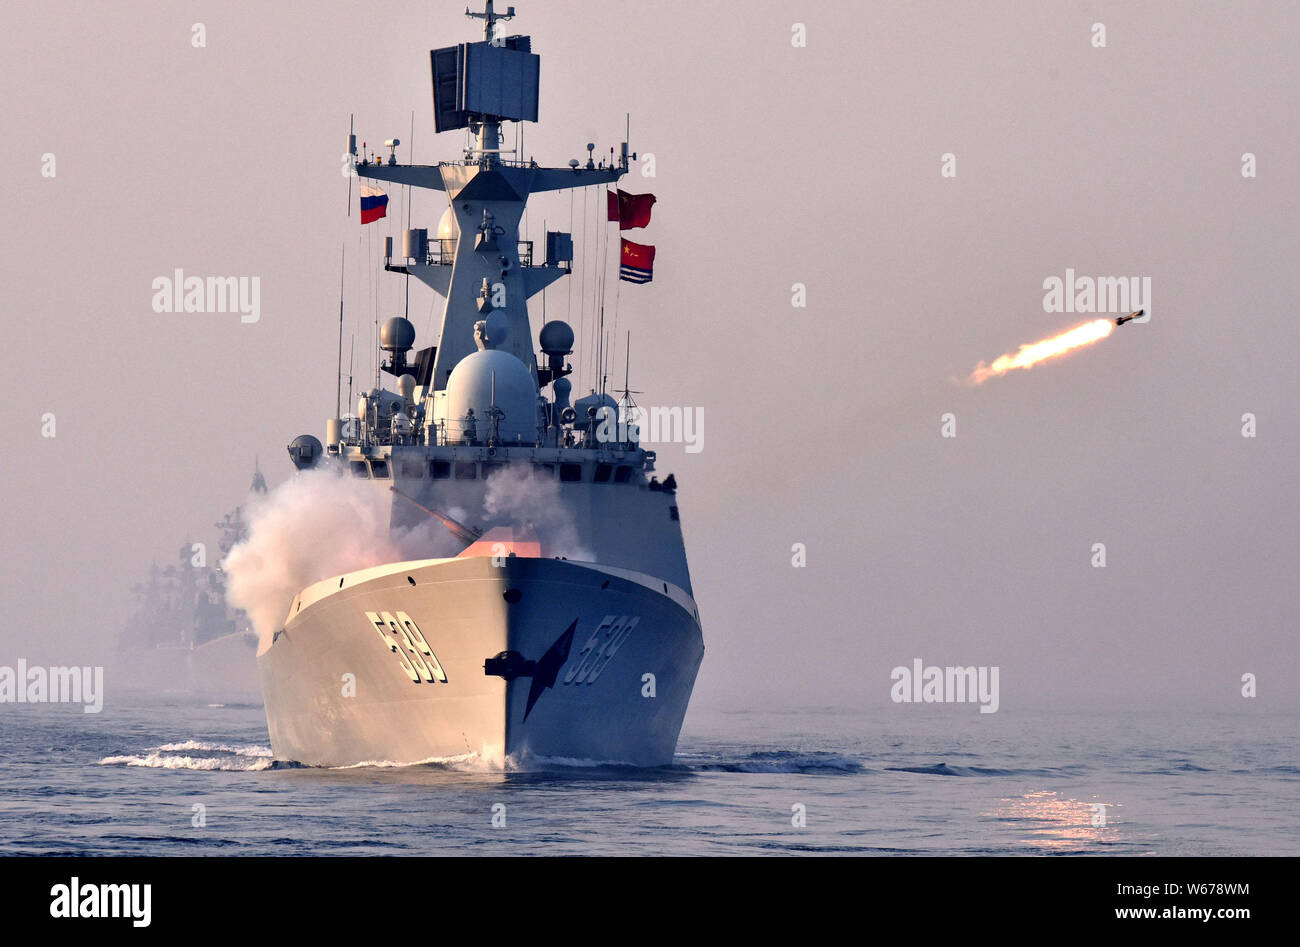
{"left": 444, "top": 349, "right": 538, "bottom": 443}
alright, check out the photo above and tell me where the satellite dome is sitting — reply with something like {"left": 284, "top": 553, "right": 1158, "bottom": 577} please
{"left": 573, "top": 391, "right": 618, "bottom": 431}
{"left": 287, "top": 434, "right": 323, "bottom": 470}
{"left": 436, "top": 207, "right": 459, "bottom": 241}
{"left": 539, "top": 320, "right": 575, "bottom": 356}
{"left": 444, "top": 349, "right": 538, "bottom": 444}
{"left": 485, "top": 309, "right": 510, "bottom": 347}
{"left": 380, "top": 317, "right": 416, "bottom": 353}
{"left": 553, "top": 376, "right": 572, "bottom": 404}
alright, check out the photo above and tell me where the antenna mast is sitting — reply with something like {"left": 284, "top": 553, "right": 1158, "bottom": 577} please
{"left": 404, "top": 109, "right": 414, "bottom": 319}
{"left": 619, "top": 331, "right": 642, "bottom": 446}
{"left": 336, "top": 245, "right": 345, "bottom": 418}
{"left": 347, "top": 335, "right": 355, "bottom": 409}
{"left": 346, "top": 114, "right": 355, "bottom": 216}
{"left": 465, "top": 2, "right": 517, "bottom": 163}
{"left": 466, "top": 1, "right": 515, "bottom": 40}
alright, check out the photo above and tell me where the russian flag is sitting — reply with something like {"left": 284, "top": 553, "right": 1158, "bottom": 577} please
{"left": 619, "top": 238, "right": 655, "bottom": 284}
{"left": 360, "top": 184, "right": 388, "bottom": 224}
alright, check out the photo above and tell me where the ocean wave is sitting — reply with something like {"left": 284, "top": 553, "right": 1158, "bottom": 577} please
{"left": 156, "top": 740, "right": 272, "bottom": 757}
{"left": 331, "top": 750, "right": 504, "bottom": 772}
{"left": 681, "top": 750, "right": 865, "bottom": 774}
{"left": 507, "top": 754, "right": 637, "bottom": 770}
{"left": 884, "top": 762, "right": 1080, "bottom": 778}
{"left": 98, "top": 753, "right": 275, "bottom": 772}
{"left": 330, "top": 752, "right": 645, "bottom": 772}
{"left": 97, "top": 741, "right": 276, "bottom": 772}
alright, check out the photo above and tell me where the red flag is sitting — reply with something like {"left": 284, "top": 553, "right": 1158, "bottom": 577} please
{"left": 609, "top": 189, "right": 656, "bottom": 230}
{"left": 619, "top": 238, "right": 654, "bottom": 283}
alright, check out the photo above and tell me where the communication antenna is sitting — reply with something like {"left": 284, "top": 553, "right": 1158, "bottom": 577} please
{"left": 336, "top": 245, "right": 345, "bottom": 418}
{"left": 405, "top": 109, "right": 414, "bottom": 320}
{"left": 466, "top": 1, "right": 515, "bottom": 40}
{"left": 619, "top": 331, "right": 641, "bottom": 404}
{"left": 346, "top": 114, "right": 355, "bottom": 215}
{"left": 487, "top": 370, "right": 505, "bottom": 446}
{"left": 347, "top": 334, "right": 355, "bottom": 409}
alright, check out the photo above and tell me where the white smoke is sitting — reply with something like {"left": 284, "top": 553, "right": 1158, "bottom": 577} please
{"left": 483, "top": 465, "right": 593, "bottom": 562}
{"left": 224, "top": 466, "right": 456, "bottom": 652}
{"left": 226, "top": 464, "right": 593, "bottom": 652}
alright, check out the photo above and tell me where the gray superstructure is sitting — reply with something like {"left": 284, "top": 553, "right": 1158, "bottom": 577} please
{"left": 259, "top": 2, "right": 703, "bottom": 767}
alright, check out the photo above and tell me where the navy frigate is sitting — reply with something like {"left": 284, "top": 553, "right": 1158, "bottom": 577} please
{"left": 259, "top": 1, "right": 704, "bottom": 766}
{"left": 118, "top": 465, "right": 265, "bottom": 700}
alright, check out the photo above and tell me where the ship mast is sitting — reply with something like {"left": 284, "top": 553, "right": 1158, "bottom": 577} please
{"left": 466, "top": 1, "right": 515, "bottom": 42}
{"left": 464, "top": 1, "right": 516, "bottom": 165}
{"left": 352, "top": 0, "right": 632, "bottom": 402}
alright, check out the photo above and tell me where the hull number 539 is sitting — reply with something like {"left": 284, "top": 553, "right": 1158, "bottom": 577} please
{"left": 366, "top": 610, "right": 448, "bottom": 684}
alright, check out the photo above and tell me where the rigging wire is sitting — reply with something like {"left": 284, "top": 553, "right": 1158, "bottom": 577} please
{"left": 579, "top": 186, "right": 589, "bottom": 390}
{"left": 567, "top": 188, "right": 575, "bottom": 389}
{"left": 365, "top": 222, "right": 374, "bottom": 391}
{"left": 600, "top": 189, "right": 613, "bottom": 395}
{"left": 404, "top": 109, "right": 414, "bottom": 320}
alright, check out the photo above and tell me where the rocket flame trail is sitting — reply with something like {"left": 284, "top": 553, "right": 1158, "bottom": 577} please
{"left": 964, "top": 318, "right": 1114, "bottom": 385}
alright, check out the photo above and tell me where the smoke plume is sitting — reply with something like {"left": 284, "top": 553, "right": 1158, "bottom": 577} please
{"left": 224, "top": 467, "right": 456, "bottom": 652}
{"left": 483, "top": 465, "right": 594, "bottom": 562}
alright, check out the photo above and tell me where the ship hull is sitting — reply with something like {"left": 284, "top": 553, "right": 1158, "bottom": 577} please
{"left": 189, "top": 630, "right": 261, "bottom": 702}
{"left": 258, "top": 555, "right": 704, "bottom": 767}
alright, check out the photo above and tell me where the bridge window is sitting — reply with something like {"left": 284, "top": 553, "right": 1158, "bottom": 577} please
{"left": 350, "top": 461, "right": 369, "bottom": 478}
{"left": 397, "top": 457, "right": 425, "bottom": 479}
{"left": 455, "top": 461, "right": 478, "bottom": 480}
{"left": 533, "top": 463, "right": 555, "bottom": 480}
{"left": 430, "top": 460, "right": 451, "bottom": 479}
{"left": 481, "top": 461, "right": 505, "bottom": 479}
{"left": 614, "top": 465, "right": 633, "bottom": 483}
{"left": 594, "top": 463, "right": 613, "bottom": 483}
{"left": 369, "top": 460, "right": 390, "bottom": 479}
{"left": 559, "top": 463, "right": 583, "bottom": 483}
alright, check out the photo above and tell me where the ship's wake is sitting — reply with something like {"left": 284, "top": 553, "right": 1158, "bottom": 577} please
{"left": 318, "top": 748, "right": 870, "bottom": 775}
{"left": 675, "top": 749, "right": 866, "bottom": 774}
{"left": 333, "top": 750, "right": 505, "bottom": 773}
{"left": 97, "top": 740, "right": 286, "bottom": 772}
{"left": 92, "top": 744, "right": 952, "bottom": 777}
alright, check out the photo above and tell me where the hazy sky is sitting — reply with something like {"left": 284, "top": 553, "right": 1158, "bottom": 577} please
{"left": 3, "top": 1, "right": 1296, "bottom": 712}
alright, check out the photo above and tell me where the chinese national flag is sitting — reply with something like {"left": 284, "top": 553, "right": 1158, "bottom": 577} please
{"left": 608, "top": 189, "right": 656, "bottom": 230}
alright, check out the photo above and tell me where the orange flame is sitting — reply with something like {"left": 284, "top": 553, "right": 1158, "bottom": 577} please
{"left": 965, "top": 318, "right": 1114, "bottom": 385}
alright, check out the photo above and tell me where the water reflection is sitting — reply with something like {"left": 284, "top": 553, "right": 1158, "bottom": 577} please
{"left": 990, "top": 790, "right": 1122, "bottom": 850}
